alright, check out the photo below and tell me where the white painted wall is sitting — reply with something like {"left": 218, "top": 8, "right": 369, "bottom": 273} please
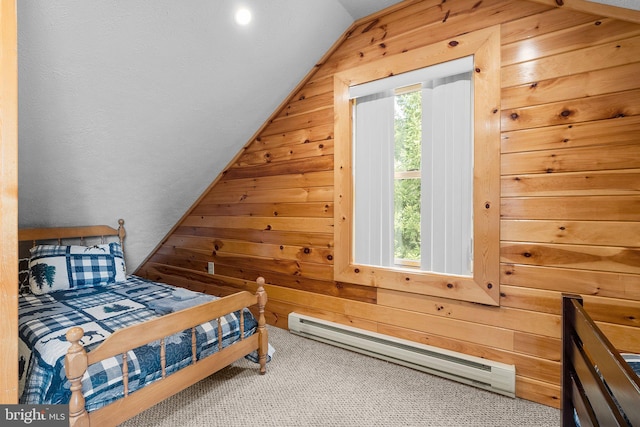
{"left": 18, "top": 1, "right": 352, "bottom": 271}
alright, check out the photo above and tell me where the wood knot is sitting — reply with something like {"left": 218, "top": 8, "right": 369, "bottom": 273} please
{"left": 560, "top": 110, "right": 572, "bottom": 117}
{"left": 510, "top": 113, "right": 519, "bottom": 120}
{"left": 303, "top": 248, "right": 311, "bottom": 254}
{"left": 327, "top": 255, "right": 333, "bottom": 261}
{"left": 447, "top": 283, "right": 454, "bottom": 289}
{"left": 354, "top": 268, "right": 360, "bottom": 273}
{"left": 448, "top": 40, "right": 459, "bottom": 47}
{"left": 487, "top": 283, "right": 493, "bottom": 289}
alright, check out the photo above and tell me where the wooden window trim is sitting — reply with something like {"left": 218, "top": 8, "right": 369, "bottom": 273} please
{"left": 334, "top": 26, "right": 501, "bottom": 306}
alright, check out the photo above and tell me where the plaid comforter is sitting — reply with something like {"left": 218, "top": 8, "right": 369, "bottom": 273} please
{"left": 18, "top": 275, "right": 258, "bottom": 412}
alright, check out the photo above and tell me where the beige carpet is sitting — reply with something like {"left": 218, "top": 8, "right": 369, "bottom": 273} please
{"left": 121, "top": 326, "right": 559, "bottom": 427}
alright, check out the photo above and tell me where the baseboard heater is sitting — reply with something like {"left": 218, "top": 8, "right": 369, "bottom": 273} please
{"left": 288, "top": 312, "right": 516, "bottom": 398}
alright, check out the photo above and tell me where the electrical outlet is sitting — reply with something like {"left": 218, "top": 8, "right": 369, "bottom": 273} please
{"left": 207, "top": 262, "right": 215, "bottom": 275}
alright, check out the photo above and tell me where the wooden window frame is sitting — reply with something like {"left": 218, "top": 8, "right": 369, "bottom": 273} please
{"left": 334, "top": 26, "right": 501, "bottom": 306}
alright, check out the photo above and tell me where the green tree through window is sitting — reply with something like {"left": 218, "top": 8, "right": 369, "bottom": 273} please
{"left": 394, "top": 88, "right": 422, "bottom": 264}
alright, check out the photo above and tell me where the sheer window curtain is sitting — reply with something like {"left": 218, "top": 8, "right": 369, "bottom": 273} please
{"left": 353, "top": 93, "right": 395, "bottom": 267}
{"left": 422, "top": 73, "right": 473, "bottom": 276}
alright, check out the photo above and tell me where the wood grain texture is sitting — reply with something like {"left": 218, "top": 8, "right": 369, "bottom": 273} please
{"left": 136, "top": 0, "right": 640, "bottom": 408}
{"left": 0, "top": 0, "right": 18, "bottom": 404}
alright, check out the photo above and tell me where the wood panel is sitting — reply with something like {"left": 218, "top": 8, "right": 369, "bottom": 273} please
{"left": 501, "top": 241, "right": 640, "bottom": 274}
{"left": 502, "top": 88, "right": 640, "bottom": 132}
{"left": 500, "top": 7, "right": 602, "bottom": 45}
{"left": 0, "top": 0, "right": 18, "bottom": 404}
{"left": 501, "top": 62, "right": 640, "bottom": 109}
{"left": 502, "top": 195, "right": 640, "bottom": 220}
{"left": 137, "top": 0, "right": 640, "bottom": 408}
{"left": 501, "top": 115, "right": 640, "bottom": 154}
{"left": 501, "top": 169, "right": 640, "bottom": 197}
{"left": 501, "top": 18, "right": 640, "bottom": 66}
{"left": 192, "top": 202, "right": 333, "bottom": 218}
{"left": 501, "top": 142, "right": 640, "bottom": 175}
{"left": 501, "top": 34, "right": 640, "bottom": 87}
{"left": 501, "top": 263, "right": 640, "bottom": 301}
{"left": 246, "top": 122, "right": 334, "bottom": 152}
{"left": 501, "top": 219, "right": 640, "bottom": 247}
{"left": 198, "top": 185, "right": 333, "bottom": 205}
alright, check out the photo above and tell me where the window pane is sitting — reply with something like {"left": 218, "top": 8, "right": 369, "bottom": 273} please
{"left": 394, "top": 90, "right": 421, "bottom": 173}
{"left": 394, "top": 177, "right": 421, "bottom": 262}
{"left": 394, "top": 89, "right": 422, "bottom": 265}
{"left": 351, "top": 62, "right": 473, "bottom": 276}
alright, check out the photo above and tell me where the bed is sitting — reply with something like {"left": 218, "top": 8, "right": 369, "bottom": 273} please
{"left": 561, "top": 294, "right": 640, "bottom": 426}
{"left": 17, "top": 219, "right": 269, "bottom": 427}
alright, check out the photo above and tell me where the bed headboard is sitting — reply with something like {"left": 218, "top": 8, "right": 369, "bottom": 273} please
{"left": 18, "top": 218, "right": 126, "bottom": 250}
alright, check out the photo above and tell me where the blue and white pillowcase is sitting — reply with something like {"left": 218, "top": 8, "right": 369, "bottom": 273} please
{"left": 28, "top": 243, "right": 126, "bottom": 295}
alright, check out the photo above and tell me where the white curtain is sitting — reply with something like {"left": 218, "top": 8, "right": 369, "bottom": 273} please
{"left": 421, "top": 73, "right": 473, "bottom": 276}
{"left": 353, "top": 93, "right": 395, "bottom": 267}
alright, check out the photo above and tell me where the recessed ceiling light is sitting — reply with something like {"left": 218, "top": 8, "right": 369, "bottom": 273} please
{"left": 235, "top": 8, "right": 252, "bottom": 26}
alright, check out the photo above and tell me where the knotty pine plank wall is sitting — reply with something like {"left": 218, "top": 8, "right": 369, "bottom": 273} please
{"left": 137, "top": 0, "right": 640, "bottom": 407}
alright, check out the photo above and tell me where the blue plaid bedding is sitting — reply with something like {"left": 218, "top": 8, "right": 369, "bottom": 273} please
{"left": 18, "top": 275, "right": 258, "bottom": 412}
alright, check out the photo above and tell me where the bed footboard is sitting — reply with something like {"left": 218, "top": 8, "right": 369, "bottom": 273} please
{"left": 65, "top": 278, "right": 268, "bottom": 427}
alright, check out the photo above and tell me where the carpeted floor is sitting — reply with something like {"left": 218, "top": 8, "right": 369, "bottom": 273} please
{"left": 121, "top": 326, "right": 560, "bottom": 427}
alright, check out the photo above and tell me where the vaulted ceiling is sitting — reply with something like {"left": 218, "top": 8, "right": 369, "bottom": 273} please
{"left": 16, "top": 0, "right": 639, "bottom": 270}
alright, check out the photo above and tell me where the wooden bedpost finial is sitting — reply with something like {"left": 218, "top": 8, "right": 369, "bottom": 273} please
{"left": 255, "top": 277, "right": 267, "bottom": 306}
{"left": 66, "top": 327, "right": 84, "bottom": 345}
{"left": 117, "top": 219, "right": 126, "bottom": 251}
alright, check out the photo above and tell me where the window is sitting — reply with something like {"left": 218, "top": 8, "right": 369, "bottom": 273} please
{"left": 351, "top": 57, "right": 474, "bottom": 277}
{"left": 334, "top": 26, "right": 501, "bottom": 305}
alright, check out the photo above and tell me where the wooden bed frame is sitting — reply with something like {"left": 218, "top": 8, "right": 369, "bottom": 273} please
{"left": 18, "top": 220, "right": 269, "bottom": 427}
{"left": 561, "top": 294, "right": 640, "bottom": 426}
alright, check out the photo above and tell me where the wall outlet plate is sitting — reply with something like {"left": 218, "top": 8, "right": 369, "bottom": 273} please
{"left": 207, "top": 262, "right": 215, "bottom": 275}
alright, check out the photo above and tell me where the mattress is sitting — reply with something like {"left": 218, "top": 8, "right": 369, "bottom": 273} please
{"left": 18, "top": 275, "right": 258, "bottom": 412}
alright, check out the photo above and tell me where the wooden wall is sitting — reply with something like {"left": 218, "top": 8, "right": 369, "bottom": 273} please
{"left": 137, "top": 0, "right": 640, "bottom": 407}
